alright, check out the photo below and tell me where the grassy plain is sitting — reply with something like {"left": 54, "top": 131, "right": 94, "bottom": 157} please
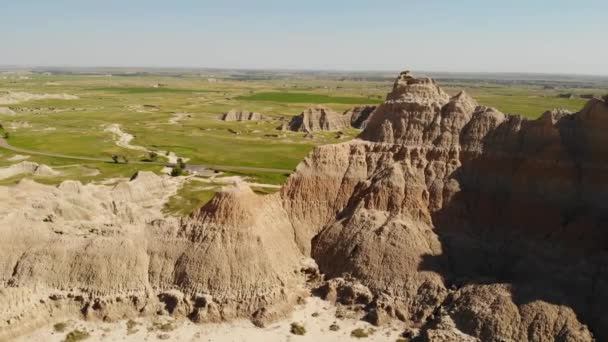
{"left": 0, "top": 70, "right": 604, "bottom": 214}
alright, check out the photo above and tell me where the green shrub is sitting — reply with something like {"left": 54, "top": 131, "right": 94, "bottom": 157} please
{"left": 170, "top": 166, "right": 183, "bottom": 177}
{"left": 63, "top": 329, "right": 90, "bottom": 342}
{"left": 290, "top": 322, "right": 306, "bottom": 335}
{"left": 53, "top": 322, "right": 68, "bottom": 332}
{"left": 351, "top": 328, "right": 370, "bottom": 338}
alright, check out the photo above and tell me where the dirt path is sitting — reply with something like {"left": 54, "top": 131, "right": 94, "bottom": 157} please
{"left": 0, "top": 137, "right": 294, "bottom": 174}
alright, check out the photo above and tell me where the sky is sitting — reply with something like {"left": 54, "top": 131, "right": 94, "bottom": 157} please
{"left": 1, "top": 0, "right": 607, "bottom": 75}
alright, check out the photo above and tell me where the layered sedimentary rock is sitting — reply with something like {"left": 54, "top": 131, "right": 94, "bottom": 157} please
{"left": 2, "top": 71, "right": 607, "bottom": 341}
{"left": 344, "top": 105, "right": 377, "bottom": 129}
{"left": 221, "top": 109, "right": 263, "bottom": 121}
{"left": 0, "top": 173, "right": 309, "bottom": 339}
{"left": 284, "top": 71, "right": 607, "bottom": 340}
{"left": 282, "top": 105, "right": 350, "bottom": 132}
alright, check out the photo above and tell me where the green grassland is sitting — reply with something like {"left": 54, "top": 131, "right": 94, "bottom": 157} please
{"left": 237, "top": 92, "right": 383, "bottom": 105}
{"left": 0, "top": 71, "right": 604, "bottom": 215}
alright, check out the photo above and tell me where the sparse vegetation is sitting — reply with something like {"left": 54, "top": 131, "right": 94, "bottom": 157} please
{"left": 170, "top": 165, "right": 184, "bottom": 177}
{"left": 329, "top": 323, "right": 340, "bottom": 331}
{"left": 351, "top": 328, "right": 373, "bottom": 338}
{"left": 290, "top": 322, "right": 306, "bottom": 335}
{"left": 63, "top": 329, "right": 90, "bottom": 342}
{"left": 148, "top": 320, "right": 176, "bottom": 333}
{"left": 126, "top": 319, "right": 139, "bottom": 335}
{"left": 53, "top": 322, "right": 68, "bottom": 332}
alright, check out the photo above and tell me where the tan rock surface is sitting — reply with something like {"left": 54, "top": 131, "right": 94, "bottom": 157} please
{"left": 283, "top": 105, "right": 350, "bottom": 132}
{"left": 221, "top": 109, "right": 263, "bottom": 121}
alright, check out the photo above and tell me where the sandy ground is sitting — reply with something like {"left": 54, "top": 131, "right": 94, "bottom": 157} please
{"left": 18, "top": 298, "right": 405, "bottom": 342}
{"left": 105, "top": 123, "right": 190, "bottom": 165}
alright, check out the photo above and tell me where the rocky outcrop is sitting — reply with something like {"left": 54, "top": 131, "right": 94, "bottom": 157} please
{"left": 221, "top": 109, "right": 263, "bottom": 121}
{"left": 282, "top": 105, "right": 350, "bottom": 132}
{"left": 283, "top": 71, "right": 607, "bottom": 340}
{"left": 0, "top": 161, "right": 60, "bottom": 179}
{"left": 344, "top": 105, "right": 377, "bottom": 129}
{"left": 0, "top": 175, "right": 310, "bottom": 339}
{"left": 2, "top": 71, "right": 608, "bottom": 341}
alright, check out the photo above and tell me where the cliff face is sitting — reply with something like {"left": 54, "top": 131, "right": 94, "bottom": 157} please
{"left": 1, "top": 71, "right": 607, "bottom": 341}
{"left": 282, "top": 71, "right": 607, "bottom": 340}
{"left": 344, "top": 105, "right": 377, "bottom": 129}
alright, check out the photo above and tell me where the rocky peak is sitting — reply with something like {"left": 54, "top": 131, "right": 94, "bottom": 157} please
{"left": 386, "top": 70, "right": 450, "bottom": 104}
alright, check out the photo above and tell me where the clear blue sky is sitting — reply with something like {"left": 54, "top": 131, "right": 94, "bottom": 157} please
{"left": 2, "top": 0, "right": 607, "bottom": 75}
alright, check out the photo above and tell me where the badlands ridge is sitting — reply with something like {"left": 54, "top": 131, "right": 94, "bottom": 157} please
{"left": 1, "top": 71, "right": 607, "bottom": 341}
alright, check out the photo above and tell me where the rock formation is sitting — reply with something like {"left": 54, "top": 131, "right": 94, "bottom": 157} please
{"left": 0, "top": 161, "right": 60, "bottom": 180}
{"left": 343, "top": 105, "right": 377, "bottom": 129}
{"left": 0, "top": 91, "right": 78, "bottom": 105}
{"left": 221, "top": 109, "right": 263, "bottom": 121}
{"left": 2, "top": 71, "right": 608, "bottom": 341}
{"left": 282, "top": 105, "right": 350, "bottom": 132}
{"left": 0, "top": 173, "right": 310, "bottom": 339}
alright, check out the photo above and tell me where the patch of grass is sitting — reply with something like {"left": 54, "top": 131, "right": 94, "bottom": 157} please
{"left": 290, "top": 322, "right": 306, "bottom": 335}
{"left": 63, "top": 329, "right": 90, "bottom": 342}
{"left": 163, "top": 181, "right": 217, "bottom": 216}
{"left": 53, "top": 322, "right": 68, "bottom": 333}
{"left": 351, "top": 328, "right": 373, "bottom": 338}
{"left": 90, "top": 87, "right": 216, "bottom": 94}
{"left": 237, "top": 92, "right": 382, "bottom": 105}
{"left": 149, "top": 321, "right": 176, "bottom": 333}
{"left": 475, "top": 94, "right": 587, "bottom": 118}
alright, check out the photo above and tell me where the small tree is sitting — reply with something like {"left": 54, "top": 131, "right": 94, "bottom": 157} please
{"left": 177, "top": 157, "right": 186, "bottom": 169}
{"left": 111, "top": 155, "right": 119, "bottom": 163}
{"left": 170, "top": 165, "right": 183, "bottom": 177}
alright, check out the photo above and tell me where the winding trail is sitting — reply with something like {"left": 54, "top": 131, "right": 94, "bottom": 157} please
{"left": 0, "top": 137, "right": 294, "bottom": 174}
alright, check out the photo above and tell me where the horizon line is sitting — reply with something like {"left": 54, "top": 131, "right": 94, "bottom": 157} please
{"left": 1, "top": 64, "right": 608, "bottom": 79}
